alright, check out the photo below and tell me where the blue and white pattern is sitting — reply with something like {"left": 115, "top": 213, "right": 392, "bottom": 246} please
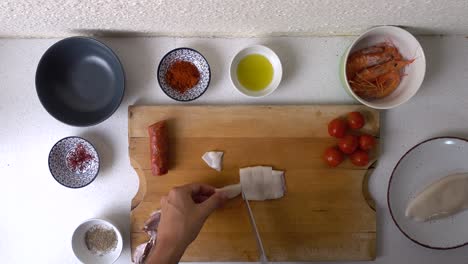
{"left": 158, "top": 48, "right": 211, "bottom": 101}
{"left": 48, "top": 137, "right": 99, "bottom": 188}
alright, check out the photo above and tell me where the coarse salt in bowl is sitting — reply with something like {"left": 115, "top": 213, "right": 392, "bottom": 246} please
{"left": 72, "top": 218, "right": 123, "bottom": 264}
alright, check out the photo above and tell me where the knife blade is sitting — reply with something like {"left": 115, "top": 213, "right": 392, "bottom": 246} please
{"left": 242, "top": 192, "right": 268, "bottom": 263}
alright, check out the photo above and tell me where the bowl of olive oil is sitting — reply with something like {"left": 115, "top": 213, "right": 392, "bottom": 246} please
{"left": 230, "top": 45, "right": 282, "bottom": 97}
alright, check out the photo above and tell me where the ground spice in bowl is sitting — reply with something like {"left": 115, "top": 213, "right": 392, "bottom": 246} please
{"left": 165, "top": 60, "right": 200, "bottom": 93}
{"left": 85, "top": 224, "right": 118, "bottom": 256}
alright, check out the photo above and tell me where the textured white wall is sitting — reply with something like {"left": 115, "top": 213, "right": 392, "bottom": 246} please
{"left": 0, "top": 0, "right": 467, "bottom": 37}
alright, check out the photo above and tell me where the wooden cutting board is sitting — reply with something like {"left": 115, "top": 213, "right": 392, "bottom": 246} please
{"left": 129, "top": 105, "right": 378, "bottom": 262}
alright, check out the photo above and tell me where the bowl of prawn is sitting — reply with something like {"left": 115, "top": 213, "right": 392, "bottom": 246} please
{"left": 340, "top": 26, "right": 426, "bottom": 109}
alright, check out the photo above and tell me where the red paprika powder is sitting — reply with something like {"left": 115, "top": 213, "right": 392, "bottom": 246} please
{"left": 165, "top": 61, "right": 200, "bottom": 93}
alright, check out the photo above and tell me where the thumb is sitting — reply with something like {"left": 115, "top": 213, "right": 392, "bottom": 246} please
{"left": 160, "top": 196, "right": 168, "bottom": 209}
{"left": 197, "top": 192, "right": 227, "bottom": 218}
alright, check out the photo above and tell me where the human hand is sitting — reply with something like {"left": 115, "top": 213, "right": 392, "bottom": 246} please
{"left": 146, "top": 183, "right": 227, "bottom": 264}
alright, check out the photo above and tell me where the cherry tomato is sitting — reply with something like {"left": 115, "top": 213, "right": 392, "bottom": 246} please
{"left": 328, "top": 118, "right": 348, "bottom": 138}
{"left": 323, "top": 147, "right": 344, "bottom": 167}
{"left": 350, "top": 150, "right": 369, "bottom": 166}
{"left": 359, "top": 134, "right": 377, "bottom": 151}
{"left": 347, "top": 112, "right": 365, "bottom": 130}
{"left": 338, "top": 135, "right": 359, "bottom": 154}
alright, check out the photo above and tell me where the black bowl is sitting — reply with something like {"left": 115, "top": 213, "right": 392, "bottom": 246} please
{"left": 36, "top": 37, "right": 125, "bottom": 126}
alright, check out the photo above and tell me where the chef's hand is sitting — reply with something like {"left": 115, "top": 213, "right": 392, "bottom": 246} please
{"left": 146, "top": 183, "right": 227, "bottom": 264}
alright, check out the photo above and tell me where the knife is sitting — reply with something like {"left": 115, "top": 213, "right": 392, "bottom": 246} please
{"left": 242, "top": 192, "right": 268, "bottom": 263}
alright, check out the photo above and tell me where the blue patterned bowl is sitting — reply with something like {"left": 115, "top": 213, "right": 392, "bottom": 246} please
{"left": 157, "top": 48, "right": 211, "bottom": 102}
{"left": 48, "top": 137, "right": 100, "bottom": 188}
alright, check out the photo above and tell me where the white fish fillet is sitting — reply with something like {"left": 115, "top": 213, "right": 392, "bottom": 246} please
{"left": 216, "top": 166, "right": 286, "bottom": 201}
{"left": 406, "top": 173, "right": 468, "bottom": 222}
{"left": 240, "top": 166, "right": 285, "bottom": 201}
{"left": 270, "top": 170, "right": 286, "bottom": 199}
{"left": 241, "top": 166, "right": 270, "bottom": 200}
{"left": 202, "top": 151, "right": 224, "bottom": 171}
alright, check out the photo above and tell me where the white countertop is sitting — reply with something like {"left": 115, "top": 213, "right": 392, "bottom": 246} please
{"left": 1, "top": 36, "right": 468, "bottom": 264}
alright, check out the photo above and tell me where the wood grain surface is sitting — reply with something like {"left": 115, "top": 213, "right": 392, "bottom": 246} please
{"left": 129, "top": 105, "right": 378, "bottom": 261}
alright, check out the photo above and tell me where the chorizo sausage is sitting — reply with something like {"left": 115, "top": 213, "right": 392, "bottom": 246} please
{"left": 148, "top": 120, "right": 169, "bottom": 176}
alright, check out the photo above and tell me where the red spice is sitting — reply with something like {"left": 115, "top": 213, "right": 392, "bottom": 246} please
{"left": 67, "top": 143, "right": 94, "bottom": 172}
{"left": 165, "top": 61, "right": 200, "bottom": 93}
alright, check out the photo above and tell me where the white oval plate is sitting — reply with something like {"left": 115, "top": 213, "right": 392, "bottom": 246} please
{"left": 388, "top": 137, "right": 468, "bottom": 249}
{"left": 72, "top": 218, "right": 123, "bottom": 264}
{"left": 230, "top": 45, "right": 282, "bottom": 98}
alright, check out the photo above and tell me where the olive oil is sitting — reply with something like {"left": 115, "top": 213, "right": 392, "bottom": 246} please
{"left": 237, "top": 54, "right": 273, "bottom": 91}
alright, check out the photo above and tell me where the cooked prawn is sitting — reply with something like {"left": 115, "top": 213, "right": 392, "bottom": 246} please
{"left": 346, "top": 42, "right": 402, "bottom": 79}
{"left": 382, "top": 45, "right": 402, "bottom": 61}
{"left": 375, "top": 70, "right": 401, "bottom": 98}
{"left": 346, "top": 52, "right": 392, "bottom": 79}
{"left": 354, "top": 59, "right": 414, "bottom": 82}
{"left": 375, "top": 41, "right": 402, "bottom": 60}
{"left": 348, "top": 45, "right": 385, "bottom": 58}
{"left": 346, "top": 41, "right": 414, "bottom": 100}
{"left": 350, "top": 70, "right": 401, "bottom": 99}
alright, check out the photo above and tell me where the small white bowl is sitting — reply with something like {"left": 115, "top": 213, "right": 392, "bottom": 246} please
{"left": 230, "top": 45, "right": 282, "bottom": 98}
{"left": 72, "top": 219, "right": 123, "bottom": 264}
{"left": 340, "top": 26, "right": 426, "bottom": 109}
